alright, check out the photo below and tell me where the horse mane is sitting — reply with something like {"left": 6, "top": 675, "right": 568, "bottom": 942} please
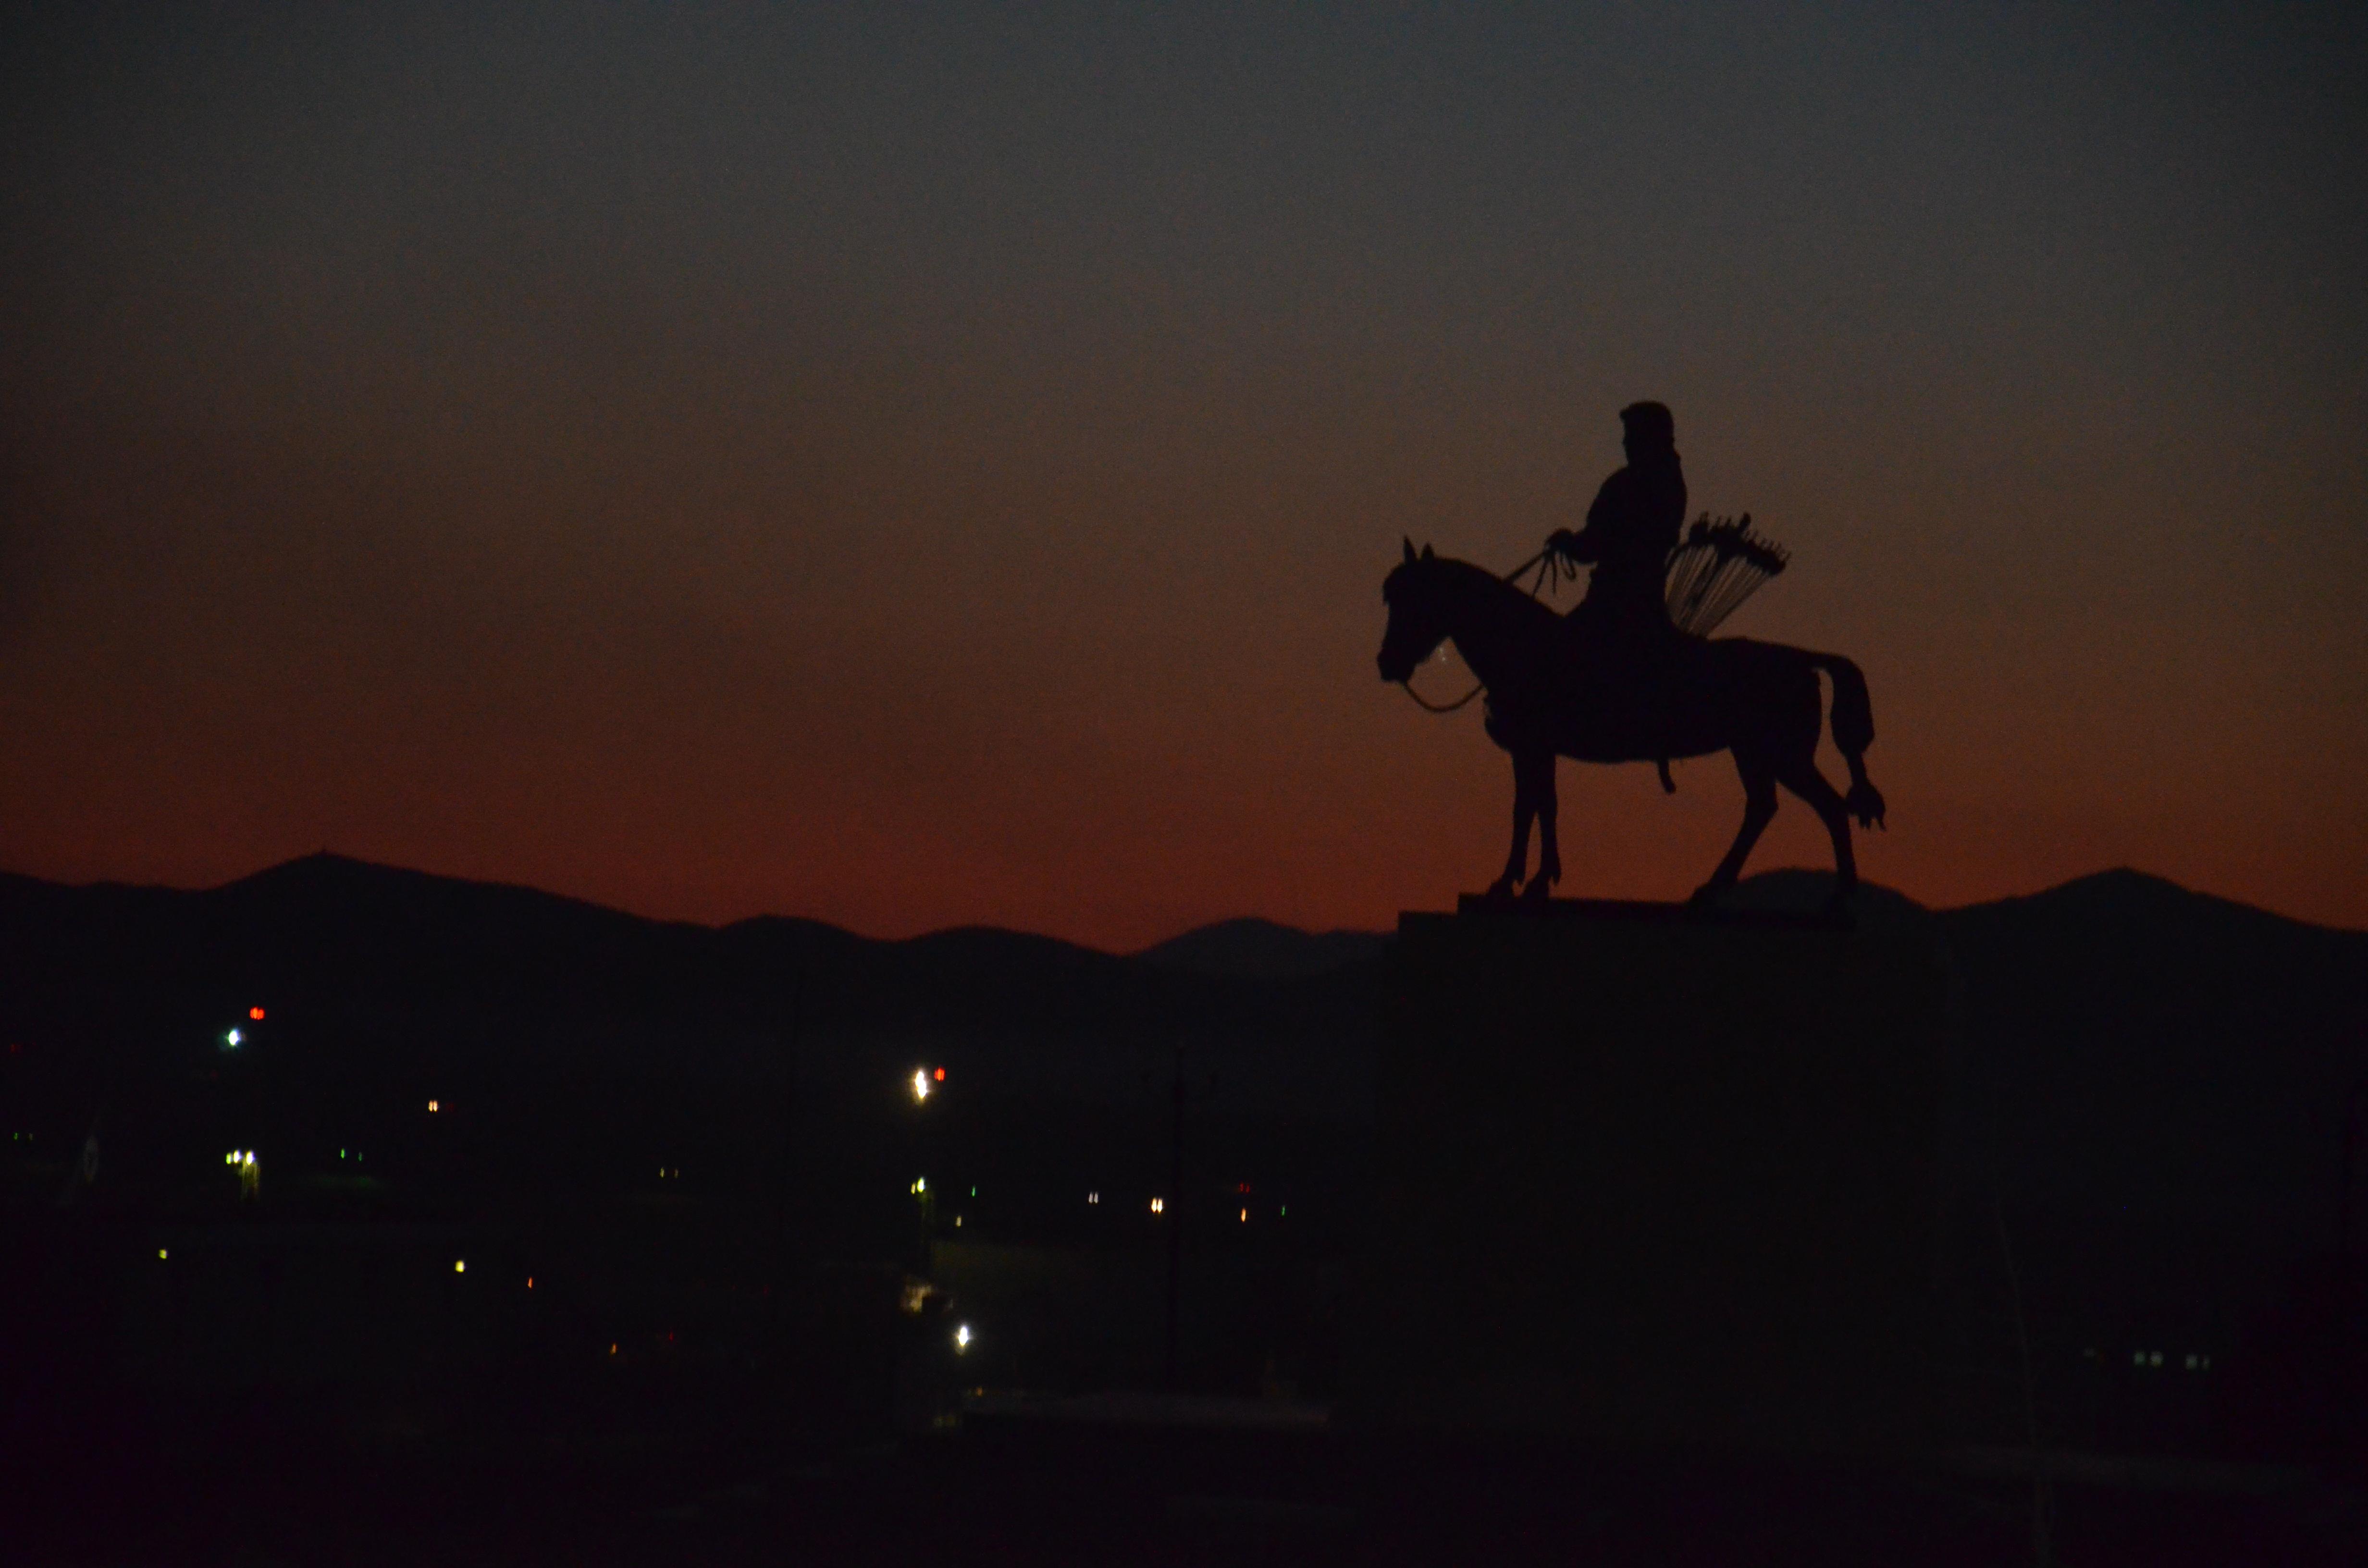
{"left": 1427, "top": 554, "right": 1560, "bottom": 632}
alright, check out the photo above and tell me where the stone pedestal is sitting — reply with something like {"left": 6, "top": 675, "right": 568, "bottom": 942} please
{"left": 1343, "top": 901, "right": 1956, "bottom": 1454}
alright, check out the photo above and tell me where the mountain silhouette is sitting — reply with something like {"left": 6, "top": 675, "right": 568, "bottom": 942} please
{"left": 4, "top": 854, "right": 2360, "bottom": 1254}
{"left": 1132, "top": 918, "right": 1389, "bottom": 979}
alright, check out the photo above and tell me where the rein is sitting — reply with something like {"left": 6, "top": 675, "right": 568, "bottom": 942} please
{"left": 1395, "top": 544, "right": 1580, "bottom": 716}
{"left": 1397, "top": 677, "right": 1485, "bottom": 713}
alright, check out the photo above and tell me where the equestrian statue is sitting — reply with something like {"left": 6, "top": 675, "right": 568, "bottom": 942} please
{"left": 1375, "top": 402, "right": 1886, "bottom": 909}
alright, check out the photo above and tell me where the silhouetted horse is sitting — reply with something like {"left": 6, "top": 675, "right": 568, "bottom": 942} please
{"left": 1377, "top": 541, "right": 1885, "bottom": 906}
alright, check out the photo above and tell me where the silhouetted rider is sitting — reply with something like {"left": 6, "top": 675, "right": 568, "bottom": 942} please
{"left": 1547, "top": 400, "right": 1687, "bottom": 642}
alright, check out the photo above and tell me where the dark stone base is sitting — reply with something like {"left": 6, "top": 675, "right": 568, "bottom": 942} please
{"left": 1454, "top": 893, "right": 1853, "bottom": 930}
{"left": 1342, "top": 903, "right": 1956, "bottom": 1455}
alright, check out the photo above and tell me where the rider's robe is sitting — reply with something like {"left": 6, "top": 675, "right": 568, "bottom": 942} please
{"left": 1563, "top": 450, "right": 1685, "bottom": 638}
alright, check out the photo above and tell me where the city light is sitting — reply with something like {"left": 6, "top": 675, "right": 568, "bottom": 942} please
{"left": 954, "top": 1323, "right": 973, "bottom": 1352}
{"left": 912, "top": 1177, "right": 926, "bottom": 1194}
{"left": 912, "top": 1068, "right": 932, "bottom": 1102}
{"left": 454, "top": 1260, "right": 466, "bottom": 1274}
{"left": 157, "top": 1249, "right": 168, "bottom": 1261}
{"left": 1239, "top": 1208, "right": 1248, "bottom": 1223}
{"left": 224, "top": 1029, "right": 241, "bottom": 1048}
{"left": 427, "top": 1100, "right": 440, "bottom": 1113}
{"left": 248, "top": 1006, "right": 265, "bottom": 1020}
{"left": 1087, "top": 1191, "right": 1099, "bottom": 1205}
{"left": 1150, "top": 1197, "right": 1164, "bottom": 1214}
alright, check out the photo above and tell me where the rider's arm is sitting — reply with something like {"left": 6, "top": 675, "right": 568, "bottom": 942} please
{"left": 1549, "top": 474, "right": 1622, "bottom": 562}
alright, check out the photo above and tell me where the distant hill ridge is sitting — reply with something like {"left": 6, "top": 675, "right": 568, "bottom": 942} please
{"left": 2, "top": 851, "right": 2362, "bottom": 1237}
{"left": 6, "top": 850, "right": 2355, "bottom": 962}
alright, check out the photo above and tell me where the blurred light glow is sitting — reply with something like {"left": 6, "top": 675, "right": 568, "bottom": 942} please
{"left": 454, "top": 1259, "right": 466, "bottom": 1273}
{"left": 1087, "top": 1191, "right": 1099, "bottom": 1204}
{"left": 954, "top": 1323, "right": 973, "bottom": 1352}
{"left": 933, "top": 1067, "right": 946, "bottom": 1082}
{"left": 224, "top": 1029, "right": 241, "bottom": 1047}
{"left": 912, "top": 1176, "right": 926, "bottom": 1194}
{"left": 1239, "top": 1208, "right": 1248, "bottom": 1223}
{"left": 248, "top": 1007, "right": 265, "bottom": 1021}
{"left": 1150, "top": 1197, "right": 1164, "bottom": 1214}
{"left": 911, "top": 1068, "right": 931, "bottom": 1102}
{"left": 157, "top": 1249, "right": 168, "bottom": 1260}
{"left": 427, "top": 1100, "right": 440, "bottom": 1113}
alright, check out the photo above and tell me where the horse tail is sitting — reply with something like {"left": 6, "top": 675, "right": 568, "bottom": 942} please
{"left": 1810, "top": 652, "right": 1887, "bottom": 830}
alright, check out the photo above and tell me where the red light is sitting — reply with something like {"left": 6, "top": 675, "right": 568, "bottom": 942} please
{"left": 248, "top": 1006, "right": 265, "bottom": 1021}
{"left": 933, "top": 1067, "right": 945, "bottom": 1081}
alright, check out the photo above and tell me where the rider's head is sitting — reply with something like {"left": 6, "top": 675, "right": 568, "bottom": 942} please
{"left": 1620, "top": 401, "right": 1676, "bottom": 463}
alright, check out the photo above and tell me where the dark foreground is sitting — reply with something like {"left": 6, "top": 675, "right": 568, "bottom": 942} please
{"left": 8, "top": 1391, "right": 2362, "bottom": 1568}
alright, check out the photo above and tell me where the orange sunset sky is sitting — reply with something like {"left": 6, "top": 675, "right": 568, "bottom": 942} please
{"left": 4, "top": 5, "right": 2363, "bottom": 946}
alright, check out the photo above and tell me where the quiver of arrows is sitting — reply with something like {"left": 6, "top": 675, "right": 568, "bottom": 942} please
{"left": 1663, "top": 513, "right": 1788, "bottom": 636}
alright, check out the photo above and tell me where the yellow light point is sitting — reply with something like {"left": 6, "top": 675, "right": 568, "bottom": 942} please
{"left": 1239, "top": 1208, "right": 1248, "bottom": 1223}
{"left": 1150, "top": 1197, "right": 1164, "bottom": 1214}
{"left": 427, "top": 1100, "right": 439, "bottom": 1113}
{"left": 158, "top": 1249, "right": 168, "bottom": 1261}
{"left": 454, "top": 1259, "right": 466, "bottom": 1274}
{"left": 911, "top": 1068, "right": 931, "bottom": 1102}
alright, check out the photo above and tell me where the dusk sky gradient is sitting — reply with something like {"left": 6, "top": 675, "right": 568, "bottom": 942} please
{"left": 4, "top": 2, "right": 2363, "bottom": 945}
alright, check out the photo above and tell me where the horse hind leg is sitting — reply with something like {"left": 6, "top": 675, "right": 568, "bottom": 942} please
{"left": 1780, "top": 760, "right": 1859, "bottom": 903}
{"left": 1695, "top": 752, "right": 1777, "bottom": 902}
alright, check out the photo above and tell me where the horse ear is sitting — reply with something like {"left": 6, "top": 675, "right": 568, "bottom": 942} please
{"left": 1420, "top": 542, "right": 1434, "bottom": 560}
{"left": 1402, "top": 537, "right": 1417, "bottom": 564}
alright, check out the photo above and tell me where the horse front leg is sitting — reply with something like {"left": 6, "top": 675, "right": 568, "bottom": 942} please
{"left": 1486, "top": 752, "right": 1537, "bottom": 900}
{"left": 1522, "top": 751, "right": 1560, "bottom": 901}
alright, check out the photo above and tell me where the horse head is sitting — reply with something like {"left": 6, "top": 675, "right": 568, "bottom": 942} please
{"left": 1377, "top": 538, "right": 1449, "bottom": 684}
